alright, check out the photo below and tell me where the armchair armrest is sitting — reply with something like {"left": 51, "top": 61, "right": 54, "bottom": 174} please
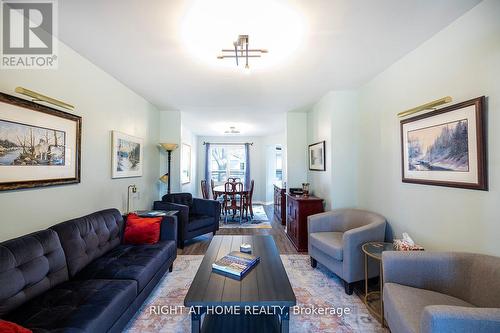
{"left": 153, "top": 201, "right": 189, "bottom": 235}
{"left": 342, "top": 221, "right": 386, "bottom": 281}
{"left": 192, "top": 198, "right": 221, "bottom": 218}
{"left": 159, "top": 215, "right": 177, "bottom": 243}
{"left": 382, "top": 252, "right": 469, "bottom": 294}
{"left": 308, "top": 211, "right": 344, "bottom": 234}
{"left": 421, "top": 305, "right": 500, "bottom": 333}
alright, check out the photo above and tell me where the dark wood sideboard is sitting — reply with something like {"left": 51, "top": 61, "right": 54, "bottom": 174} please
{"left": 286, "top": 194, "right": 324, "bottom": 252}
{"left": 273, "top": 183, "right": 286, "bottom": 225}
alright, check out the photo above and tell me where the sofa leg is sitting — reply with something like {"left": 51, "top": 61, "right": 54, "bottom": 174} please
{"left": 344, "top": 281, "right": 354, "bottom": 295}
{"left": 169, "top": 264, "right": 173, "bottom": 272}
{"left": 213, "top": 231, "right": 216, "bottom": 236}
{"left": 179, "top": 241, "right": 184, "bottom": 249}
{"left": 310, "top": 257, "right": 317, "bottom": 268}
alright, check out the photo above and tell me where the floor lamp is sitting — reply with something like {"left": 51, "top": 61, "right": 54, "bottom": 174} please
{"left": 159, "top": 143, "right": 178, "bottom": 194}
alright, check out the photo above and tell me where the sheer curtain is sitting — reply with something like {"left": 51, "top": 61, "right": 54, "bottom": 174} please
{"left": 244, "top": 143, "right": 251, "bottom": 188}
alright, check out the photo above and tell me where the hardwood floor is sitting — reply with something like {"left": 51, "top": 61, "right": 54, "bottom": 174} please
{"left": 177, "top": 205, "right": 300, "bottom": 255}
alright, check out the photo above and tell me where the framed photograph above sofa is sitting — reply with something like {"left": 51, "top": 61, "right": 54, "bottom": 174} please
{"left": 309, "top": 140, "right": 326, "bottom": 171}
{"left": 401, "top": 96, "right": 487, "bottom": 190}
{"left": 111, "top": 131, "right": 143, "bottom": 178}
{"left": 0, "top": 92, "right": 81, "bottom": 191}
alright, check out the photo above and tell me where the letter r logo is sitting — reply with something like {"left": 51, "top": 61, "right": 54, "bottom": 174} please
{"left": 2, "top": 2, "right": 53, "bottom": 54}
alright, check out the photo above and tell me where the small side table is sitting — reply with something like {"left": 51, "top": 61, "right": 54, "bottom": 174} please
{"left": 362, "top": 242, "right": 394, "bottom": 327}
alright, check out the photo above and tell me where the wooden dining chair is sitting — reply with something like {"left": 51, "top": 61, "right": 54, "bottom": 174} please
{"left": 223, "top": 181, "right": 244, "bottom": 223}
{"left": 227, "top": 177, "right": 241, "bottom": 183}
{"left": 244, "top": 179, "right": 255, "bottom": 219}
{"left": 201, "top": 180, "right": 209, "bottom": 199}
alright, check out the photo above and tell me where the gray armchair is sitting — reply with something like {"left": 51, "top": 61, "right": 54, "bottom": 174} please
{"left": 383, "top": 251, "right": 500, "bottom": 333}
{"left": 307, "top": 208, "right": 386, "bottom": 294}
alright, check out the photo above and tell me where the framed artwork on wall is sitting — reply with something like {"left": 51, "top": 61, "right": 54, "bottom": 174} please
{"left": 181, "top": 143, "right": 191, "bottom": 184}
{"left": 111, "top": 131, "right": 143, "bottom": 178}
{"left": 0, "top": 92, "right": 81, "bottom": 191}
{"left": 401, "top": 96, "right": 487, "bottom": 190}
{"left": 309, "top": 140, "right": 326, "bottom": 171}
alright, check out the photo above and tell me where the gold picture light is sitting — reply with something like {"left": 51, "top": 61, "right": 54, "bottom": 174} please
{"left": 398, "top": 96, "right": 452, "bottom": 118}
{"left": 15, "top": 87, "right": 75, "bottom": 110}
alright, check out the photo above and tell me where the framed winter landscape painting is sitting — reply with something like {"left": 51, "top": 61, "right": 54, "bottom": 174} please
{"left": 401, "top": 96, "right": 486, "bottom": 190}
{"left": 111, "top": 131, "right": 143, "bottom": 178}
{"left": 0, "top": 92, "right": 81, "bottom": 191}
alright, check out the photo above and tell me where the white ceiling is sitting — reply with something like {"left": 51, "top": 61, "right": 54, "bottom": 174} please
{"left": 59, "top": 0, "right": 480, "bottom": 136}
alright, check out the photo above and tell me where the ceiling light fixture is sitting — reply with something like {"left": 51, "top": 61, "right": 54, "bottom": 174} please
{"left": 180, "top": 0, "right": 305, "bottom": 71}
{"left": 217, "top": 35, "right": 267, "bottom": 70}
{"left": 224, "top": 126, "right": 241, "bottom": 134}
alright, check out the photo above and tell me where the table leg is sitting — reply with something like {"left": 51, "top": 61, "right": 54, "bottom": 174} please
{"left": 191, "top": 311, "right": 202, "bottom": 333}
{"left": 280, "top": 307, "right": 289, "bottom": 333}
{"left": 364, "top": 253, "right": 368, "bottom": 300}
{"left": 380, "top": 260, "right": 385, "bottom": 328}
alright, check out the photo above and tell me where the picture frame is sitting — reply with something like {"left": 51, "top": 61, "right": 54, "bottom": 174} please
{"left": 0, "top": 92, "right": 81, "bottom": 191}
{"left": 309, "top": 140, "right": 326, "bottom": 171}
{"left": 181, "top": 143, "right": 191, "bottom": 184}
{"left": 401, "top": 96, "right": 487, "bottom": 190}
{"left": 111, "top": 131, "right": 143, "bottom": 178}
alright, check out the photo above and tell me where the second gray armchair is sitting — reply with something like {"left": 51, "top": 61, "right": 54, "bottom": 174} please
{"left": 308, "top": 208, "right": 386, "bottom": 294}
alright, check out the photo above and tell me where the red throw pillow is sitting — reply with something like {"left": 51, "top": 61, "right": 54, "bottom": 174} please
{"left": 0, "top": 320, "right": 32, "bottom": 333}
{"left": 124, "top": 213, "right": 162, "bottom": 245}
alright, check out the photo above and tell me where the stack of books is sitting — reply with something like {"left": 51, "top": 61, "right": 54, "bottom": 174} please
{"left": 212, "top": 251, "right": 260, "bottom": 279}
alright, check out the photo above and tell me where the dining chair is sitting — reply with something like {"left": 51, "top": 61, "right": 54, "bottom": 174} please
{"left": 223, "top": 181, "right": 244, "bottom": 223}
{"left": 201, "top": 180, "right": 209, "bottom": 199}
{"left": 211, "top": 178, "right": 225, "bottom": 216}
{"left": 227, "top": 177, "right": 241, "bottom": 183}
{"left": 244, "top": 179, "right": 255, "bottom": 219}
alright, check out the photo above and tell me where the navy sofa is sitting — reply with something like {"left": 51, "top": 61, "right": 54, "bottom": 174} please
{"left": 153, "top": 193, "right": 220, "bottom": 249}
{"left": 0, "top": 208, "right": 177, "bottom": 333}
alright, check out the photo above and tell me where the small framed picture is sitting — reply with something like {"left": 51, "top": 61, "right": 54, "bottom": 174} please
{"left": 111, "top": 131, "right": 143, "bottom": 178}
{"left": 181, "top": 143, "right": 191, "bottom": 184}
{"left": 0, "top": 92, "right": 81, "bottom": 191}
{"left": 309, "top": 141, "right": 326, "bottom": 171}
{"left": 401, "top": 96, "right": 486, "bottom": 190}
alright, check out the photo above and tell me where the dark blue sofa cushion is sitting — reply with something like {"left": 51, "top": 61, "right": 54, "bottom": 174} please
{"left": 51, "top": 209, "right": 124, "bottom": 277}
{"left": 6, "top": 279, "right": 136, "bottom": 333}
{"left": 73, "top": 240, "right": 176, "bottom": 293}
{"left": 0, "top": 230, "right": 68, "bottom": 317}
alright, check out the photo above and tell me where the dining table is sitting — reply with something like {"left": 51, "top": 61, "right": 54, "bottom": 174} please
{"left": 212, "top": 184, "right": 251, "bottom": 200}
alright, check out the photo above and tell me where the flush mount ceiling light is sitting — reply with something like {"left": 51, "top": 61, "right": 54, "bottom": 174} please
{"left": 180, "top": 0, "right": 305, "bottom": 71}
{"left": 224, "top": 126, "right": 241, "bottom": 134}
{"left": 217, "top": 35, "right": 268, "bottom": 70}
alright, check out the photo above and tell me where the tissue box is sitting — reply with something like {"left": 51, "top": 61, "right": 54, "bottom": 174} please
{"left": 394, "top": 239, "right": 424, "bottom": 251}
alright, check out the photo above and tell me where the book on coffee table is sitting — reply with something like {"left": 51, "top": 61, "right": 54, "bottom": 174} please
{"left": 212, "top": 251, "right": 260, "bottom": 279}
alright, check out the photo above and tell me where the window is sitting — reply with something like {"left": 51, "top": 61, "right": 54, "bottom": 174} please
{"left": 210, "top": 145, "right": 246, "bottom": 183}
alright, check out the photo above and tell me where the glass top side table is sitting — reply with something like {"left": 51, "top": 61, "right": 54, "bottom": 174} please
{"left": 362, "top": 241, "right": 394, "bottom": 327}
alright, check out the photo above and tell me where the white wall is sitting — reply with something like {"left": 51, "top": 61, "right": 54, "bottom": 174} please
{"left": 357, "top": 0, "right": 500, "bottom": 255}
{"left": 180, "top": 121, "right": 198, "bottom": 194}
{"left": 158, "top": 110, "right": 181, "bottom": 196}
{"left": 307, "top": 91, "right": 359, "bottom": 210}
{"left": 0, "top": 42, "right": 160, "bottom": 241}
{"left": 285, "top": 112, "right": 308, "bottom": 188}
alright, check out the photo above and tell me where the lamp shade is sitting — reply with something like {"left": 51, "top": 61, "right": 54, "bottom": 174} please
{"left": 159, "top": 143, "right": 178, "bottom": 151}
{"left": 159, "top": 174, "right": 169, "bottom": 184}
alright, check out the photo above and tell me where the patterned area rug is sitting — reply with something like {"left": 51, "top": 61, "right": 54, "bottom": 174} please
{"left": 219, "top": 205, "right": 272, "bottom": 229}
{"left": 125, "top": 255, "right": 387, "bottom": 333}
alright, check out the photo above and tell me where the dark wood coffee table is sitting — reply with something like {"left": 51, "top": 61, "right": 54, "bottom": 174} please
{"left": 184, "top": 235, "right": 296, "bottom": 333}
